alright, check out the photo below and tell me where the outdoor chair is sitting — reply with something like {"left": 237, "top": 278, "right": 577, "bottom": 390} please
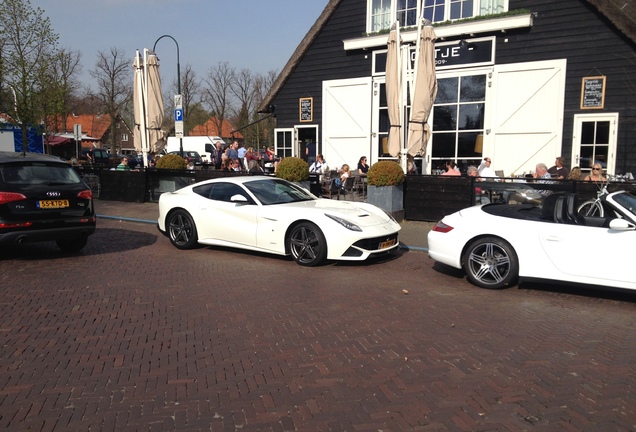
{"left": 340, "top": 176, "right": 356, "bottom": 201}
{"left": 322, "top": 178, "right": 340, "bottom": 199}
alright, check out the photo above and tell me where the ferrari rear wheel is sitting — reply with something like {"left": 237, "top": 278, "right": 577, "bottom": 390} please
{"left": 168, "top": 210, "right": 198, "bottom": 249}
{"left": 464, "top": 237, "right": 518, "bottom": 289}
{"left": 288, "top": 222, "right": 327, "bottom": 266}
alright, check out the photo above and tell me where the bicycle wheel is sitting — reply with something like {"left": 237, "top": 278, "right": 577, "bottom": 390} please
{"left": 578, "top": 200, "right": 604, "bottom": 217}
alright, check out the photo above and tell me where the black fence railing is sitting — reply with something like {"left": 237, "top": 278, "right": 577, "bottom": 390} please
{"left": 74, "top": 166, "right": 636, "bottom": 222}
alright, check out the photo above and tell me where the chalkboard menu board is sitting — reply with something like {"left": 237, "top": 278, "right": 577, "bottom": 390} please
{"left": 580, "top": 76, "right": 606, "bottom": 109}
{"left": 299, "top": 97, "right": 313, "bottom": 122}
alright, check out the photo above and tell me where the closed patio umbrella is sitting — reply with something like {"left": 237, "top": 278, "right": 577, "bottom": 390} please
{"left": 144, "top": 49, "right": 165, "bottom": 157}
{"left": 133, "top": 50, "right": 147, "bottom": 160}
{"left": 406, "top": 19, "right": 437, "bottom": 158}
{"left": 386, "top": 23, "right": 402, "bottom": 158}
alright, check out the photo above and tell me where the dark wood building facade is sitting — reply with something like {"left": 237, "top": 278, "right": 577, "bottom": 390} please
{"left": 260, "top": 0, "right": 636, "bottom": 178}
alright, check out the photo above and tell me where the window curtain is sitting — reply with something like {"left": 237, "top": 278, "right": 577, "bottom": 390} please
{"left": 480, "top": 0, "right": 505, "bottom": 15}
{"left": 371, "top": 0, "right": 392, "bottom": 32}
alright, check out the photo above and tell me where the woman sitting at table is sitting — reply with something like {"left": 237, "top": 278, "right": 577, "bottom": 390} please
{"left": 357, "top": 156, "right": 369, "bottom": 174}
{"left": 583, "top": 164, "right": 607, "bottom": 182}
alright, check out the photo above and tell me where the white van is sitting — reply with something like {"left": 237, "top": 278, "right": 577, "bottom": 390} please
{"left": 165, "top": 136, "right": 225, "bottom": 164}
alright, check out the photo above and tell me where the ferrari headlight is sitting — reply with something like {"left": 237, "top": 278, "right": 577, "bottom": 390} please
{"left": 325, "top": 214, "right": 362, "bottom": 231}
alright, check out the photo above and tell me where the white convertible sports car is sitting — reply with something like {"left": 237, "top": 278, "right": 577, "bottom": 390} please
{"left": 428, "top": 191, "right": 636, "bottom": 290}
{"left": 158, "top": 176, "right": 401, "bottom": 266}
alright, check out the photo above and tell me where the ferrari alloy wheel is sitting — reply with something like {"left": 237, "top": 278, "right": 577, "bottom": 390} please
{"left": 168, "top": 210, "right": 198, "bottom": 249}
{"left": 288, "top": 222, "right": 327, "bottom": 266}
{"left": 464, "top": 237, "right": 518, "bottom": 289}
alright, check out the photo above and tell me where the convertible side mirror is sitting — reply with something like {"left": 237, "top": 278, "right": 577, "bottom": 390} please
{"left": 609, "top": 218, "right": 635, "bottom": 231}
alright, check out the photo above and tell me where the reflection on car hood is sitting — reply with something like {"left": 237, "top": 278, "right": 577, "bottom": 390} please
{"left": 278, "top": 199, "right": 394, "bottom": 227}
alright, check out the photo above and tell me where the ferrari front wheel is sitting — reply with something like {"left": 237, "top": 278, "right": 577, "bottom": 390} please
{"left": 288, "top": 222, "right": 327, "bottom": 266}
{"left": 464, "top": 237, "right": 518, "bottom": 289}
{"left": 167, "top": 210, "right": 198, "bottom": 249}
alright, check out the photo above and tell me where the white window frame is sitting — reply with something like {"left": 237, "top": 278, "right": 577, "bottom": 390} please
{"left": 121, "top": 134, "right": 128, "bottom": 142}
{"left": 367, "top": 0, "right": 508, "bottom": 32}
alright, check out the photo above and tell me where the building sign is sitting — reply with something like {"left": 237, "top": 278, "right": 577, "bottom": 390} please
{"left": 373, "top": 36, "right": 495, "bottom": 75}
{"left": 299, "top": 97, "right": 313, "bottom": 122}
{"left": 580, "top": 76, "right": 605, "bottom": 109}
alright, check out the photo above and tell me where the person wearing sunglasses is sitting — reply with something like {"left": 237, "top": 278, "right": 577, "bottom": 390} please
{"left": 584, "top": 164, "right": 607, "bottom": 182}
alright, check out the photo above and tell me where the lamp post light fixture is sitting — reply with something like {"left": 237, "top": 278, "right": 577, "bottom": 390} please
{"left": 153, "top": 34, "right": 183, "bottom": 158}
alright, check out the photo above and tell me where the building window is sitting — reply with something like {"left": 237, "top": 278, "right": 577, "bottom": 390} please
{"left": 121, "top": 134, "right": 128, "bottom": 142}
{"left": 430, "top": 73, "right": 486, "bottom": 168}
{"left": 368, "top": 0, "right": 507, "bottom": 31}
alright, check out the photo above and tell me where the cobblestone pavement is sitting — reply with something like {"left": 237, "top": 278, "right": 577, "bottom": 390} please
{"left": 1, "top": 218, "right": 635, "bottom": 431}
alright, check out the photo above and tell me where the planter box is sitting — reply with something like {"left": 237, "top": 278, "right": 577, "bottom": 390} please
{"left": 367, "top": 184, "right": 404, "bottom": 222}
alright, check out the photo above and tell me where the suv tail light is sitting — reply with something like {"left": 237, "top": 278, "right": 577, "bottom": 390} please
{"left": 0, "top": 192, "right": 27, "bottom": 205}
{"left": 77, "top": 189, "right": 93, "bottom": 199}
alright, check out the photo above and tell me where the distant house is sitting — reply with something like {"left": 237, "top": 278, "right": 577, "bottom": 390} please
{"left": 189, "top": 117, "right": 242, "bottom": 142}
{"left": 48, "top": 113, "right": 134, "bottom": 153}
{"left": 260, "top": 0, "right": 636, "bottom": 177}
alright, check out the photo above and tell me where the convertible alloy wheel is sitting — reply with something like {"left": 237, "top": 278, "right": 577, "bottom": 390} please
{"left": 168, "top": 210, "right": 198, "bottom": 249}
{"left": 288, "top": 222, "right": 327, "bottom": 266}
{"left": 464, "top": 237, "right": 519, "bottom": 289}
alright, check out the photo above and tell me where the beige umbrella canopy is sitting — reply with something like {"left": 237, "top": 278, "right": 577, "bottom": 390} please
{"left": 133, "top": 51, "right": 146, "bottom": 157}
{"left": 386, "top": 25, "right": 402, "bottom": 158}
{"left": 133, "top": 49, "right": 165, "bottom": 166}
{"left": 406, "top": 20, "right": 438, "bottom": 157}
{"left": 144, "top": 50, "right": 165, "bottom": 155}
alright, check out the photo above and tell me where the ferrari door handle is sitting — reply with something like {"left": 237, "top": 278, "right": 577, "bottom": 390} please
{"left": 544, "top": 235, "right": 561, "bottom": 242}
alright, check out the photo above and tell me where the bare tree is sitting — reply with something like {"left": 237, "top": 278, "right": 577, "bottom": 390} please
{"left": 202, "top": 61, "right": 236, "bottom": 139}
{"left": 90, "top": 47, "right": 131, "bottom": 153}
{"left": 248, "top": 70, "right": 278, "bottom": 147}
{"left": 41, "top": 48, "right": 82, "bottom": 133}
{"left": 0, "top": 0, "right": 59, "bottom": 152}
{"left": 169, "top": 63, "right": 205, "bottom": 134}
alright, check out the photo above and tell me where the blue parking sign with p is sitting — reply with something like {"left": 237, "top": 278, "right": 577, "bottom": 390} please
{"left": 174, "top": 109, "right": 183, "bottom": 121}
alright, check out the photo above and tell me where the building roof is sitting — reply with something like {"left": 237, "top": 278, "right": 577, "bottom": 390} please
{"left": 190, "top": 118, "right": 243, "bottom": 139}
{"left": 258, "top": 0, "right": 636, "bottom": 113}
{"left": 54, "top": 114, "right": 112, "bottom": 140}
{"left": 586, "top": 0, "right": 636, "bottom": 42}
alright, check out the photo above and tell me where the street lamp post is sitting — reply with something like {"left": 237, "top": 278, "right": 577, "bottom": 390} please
{"left": 153, "top": 35, "right": 183, "bottom": 158}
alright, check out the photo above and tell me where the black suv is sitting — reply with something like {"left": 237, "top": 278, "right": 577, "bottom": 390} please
{"left": 0, "top": 152, "right": 96, "bottom": 252}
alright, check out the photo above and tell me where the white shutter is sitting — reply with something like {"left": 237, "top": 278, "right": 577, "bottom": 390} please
{"left": 322, "top": 77, "right": 372, "bottom": 169}
{"left": 487, "top": 59, "right": 567, "bottom": 175}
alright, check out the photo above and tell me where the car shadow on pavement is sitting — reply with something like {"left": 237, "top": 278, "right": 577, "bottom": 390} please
{"left": 519, "top": 281, "right": 636, "bottom": 303}
{"left": 0, "top": 228, "right": 158, "bottom": 261}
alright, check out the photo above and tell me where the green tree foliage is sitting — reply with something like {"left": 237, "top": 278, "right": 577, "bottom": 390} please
{"left": 0, "top": 0, "right": 59, "bottom": 150}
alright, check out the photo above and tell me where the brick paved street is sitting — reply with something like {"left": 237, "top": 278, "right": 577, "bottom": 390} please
{"left": 1, "top": 218, "right": 636, "bottom": 431}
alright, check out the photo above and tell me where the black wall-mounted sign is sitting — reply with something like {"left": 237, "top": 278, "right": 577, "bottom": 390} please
{"left": 373, "top": 37, "right": 495, "bottom": 74}
{"left": 299, "top": 97, "right": 313, "bottom": 122}
{"left": 580, "top": 76, "right": 605, "bottom": 109}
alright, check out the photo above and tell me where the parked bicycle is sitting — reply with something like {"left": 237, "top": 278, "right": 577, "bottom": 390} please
{"left": 577, "top": 180, "right": 609, "bottom": 217}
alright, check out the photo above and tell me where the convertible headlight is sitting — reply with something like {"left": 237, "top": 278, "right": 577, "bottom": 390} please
{"left": 325, "top": 214, "right": 362, "bottom": 231}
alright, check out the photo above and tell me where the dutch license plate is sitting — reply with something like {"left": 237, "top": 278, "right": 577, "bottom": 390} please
{"left": 38, "top": 199, "right": 69, "bottom": 209}
{"left": 379, "top": 238, "right": 396, "bottom": 249}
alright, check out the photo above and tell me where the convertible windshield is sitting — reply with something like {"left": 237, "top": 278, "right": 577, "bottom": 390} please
{"left": 244, "top": 178, "right": 314, "bottom": 205}
{"left": 613, "top": 192, "right": 636, "bottom": 218}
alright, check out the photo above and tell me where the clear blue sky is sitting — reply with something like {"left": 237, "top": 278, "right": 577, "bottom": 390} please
{"left": 30, "top": 0, "right": 330, "bottom": 91}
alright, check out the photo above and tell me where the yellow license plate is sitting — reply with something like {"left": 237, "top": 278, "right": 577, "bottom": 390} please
{"left": 38, "top": 199, "right": 69, "bottom": 209}
{"left": 379, "top": 239, "right": 396, "bottom": 249}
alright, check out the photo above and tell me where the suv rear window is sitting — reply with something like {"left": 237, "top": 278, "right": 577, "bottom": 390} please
{"left": 0, "top": 162, "right": 82, "bottom": 185}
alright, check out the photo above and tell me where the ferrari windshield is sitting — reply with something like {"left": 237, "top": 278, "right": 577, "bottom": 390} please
{"left": 244, "top": 178, "right": 315, "bottom": 205}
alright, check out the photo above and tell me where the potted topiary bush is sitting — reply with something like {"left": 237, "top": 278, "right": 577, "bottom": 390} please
{"left": 275, "top": 157, "right": 310, "bottom": 190}
{"left": 156, "top": 154, "right": 187, "bottom": 170}
{"left": 366, "top": 160, "right": 405, "bottom": 222}
{"left": 155, "top": 154, "right": 189, "bottom": 193}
